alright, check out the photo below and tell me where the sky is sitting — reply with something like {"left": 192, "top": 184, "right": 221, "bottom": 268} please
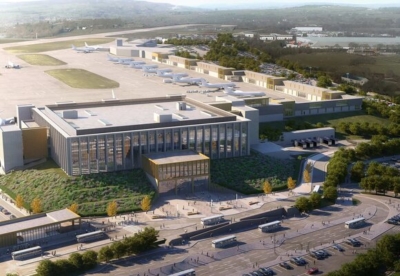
{"left": 143, "top": 0, "right": 399, "bottom": 7}
{"left": 0, "top": 0, "right": 398, "bottom": 7}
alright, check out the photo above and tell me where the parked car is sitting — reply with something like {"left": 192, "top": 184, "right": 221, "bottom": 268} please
{"left": 332, "top": 244, "right": 345, "bottom": 252}
{"left": 279, "top": 262, "right": 292, "bottom": 269}
{"left": 9, "top": 214, "right": 16, "bottom": 219}
{"left": 2, "top": 209, "right": 10, "bottom": 215}
{"left": 0, "top": 205, "right": 4, "bottom": 211}
{"left": 290, "top": 257, "right": 303, "bottom": 266}
{"left": 387, "top": 219, "right": 398, "bottom": 225}
{"left": 258, "top": 267, "right": 274, "bottom": 276}
{"left": 307, "top": 267, "right": 319, "bottom": 275}
{"left": 310, "top": 251, "right": 324, "bottom": 259}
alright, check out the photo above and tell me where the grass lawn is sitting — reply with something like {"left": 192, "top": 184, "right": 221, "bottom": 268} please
{"left": 0, "top": 39, "right": 30, "bottom": 44}
{"left": 18, "top": 54, "right": 67, "bottom": 66}
{"left": 0, "top": 160, "right": 155, "bottom": 216}
{"left": 4, "top": 38, "right": 114, "bottom": 53}
{"left": 210, "top": 152, "right": 297, "bottom": 194}
{"left": 260, "top": 111, "right": 390, "bottom": 140}
{"left": 46, "top": 68, "right": 119, "bottom": 89}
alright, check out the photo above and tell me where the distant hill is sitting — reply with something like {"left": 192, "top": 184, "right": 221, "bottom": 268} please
{"left": 0, "top": 0, "right": 201, "bottom": 25}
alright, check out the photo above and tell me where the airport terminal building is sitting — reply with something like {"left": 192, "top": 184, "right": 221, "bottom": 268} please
{"left": 15, "top": 96, "right": 249, "bottom": 176}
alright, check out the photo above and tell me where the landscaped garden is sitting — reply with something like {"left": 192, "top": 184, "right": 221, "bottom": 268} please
{"left": 0, "top": 160, "right": 155, "bottom": 216}
{"left": 210, "top": 152, "right": 297, "bottom": 194}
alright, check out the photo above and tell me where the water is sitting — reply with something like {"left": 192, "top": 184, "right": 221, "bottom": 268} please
{"left": 297, "top": 37, "right": 400, "bottom": 47}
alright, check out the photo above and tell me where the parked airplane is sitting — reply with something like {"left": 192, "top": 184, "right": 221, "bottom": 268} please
{"left": 5, "top": 61, "right": 20, "bottom": 69}
{"left": 128, "top": 61, "right": 146, "bottom": 68}
{"left": 85, "top": 42, "right": 110, "bottom": 51}
{"left": 157, "top": 71, "right": 188, "bottom": 79}
{"left": 199, "top": 78, "right": 236, "bottom": 89}
{"left": 71, "top": 45, "right": 94, "bottom": 53}
{"left": 142, "top": 67, "right": 171, "bottom": 74}
{"left": 172, "top": 76, "right": 203, "bottom": 85}
{"left": 107, "top": 54, "right": 133, "bottom": 63}
{"left": 224, "top": 87, "right": 266, "bottom": 97}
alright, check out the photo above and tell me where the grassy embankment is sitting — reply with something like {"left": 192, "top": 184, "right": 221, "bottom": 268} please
{"left": 0, "top": 160, "right": 155, "bottom": 216}
{"left": 46, "top": 69, "right": 119, "bottom": 89}
{"left": 18, "top": 54, "right": 66, "bottom": 66}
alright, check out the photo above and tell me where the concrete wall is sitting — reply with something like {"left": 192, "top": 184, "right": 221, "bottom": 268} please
{"left": 239, "top": 108, "right": 259, "bottom": 145}
{"left": 16, "top": 104, "right": 34, "bottom": 129}
{"left": 0, "top": 126, "right": 24, "bottom": 173}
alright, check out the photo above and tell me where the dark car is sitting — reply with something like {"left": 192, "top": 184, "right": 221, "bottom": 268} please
{"left": 279, "top": 262, "right": 292, "bottom": 269}
{"left": 290, "top": 257, "right": 302, "bottom": 266}
{"left": 298, "top": 257, "right": 307, "bottom": 265}
{"left": 332, "top": 244, "right": 345, "bottom": 252}
{"left": 387, "top": 219, "right": 399, "bottom": 225}
{"left": 258, "top": 267, "right": 274, "bottom": 276}
{"left": 307, "top": 267, "right": 319, "bottom": 275}
{"left": 310, "top": 251, "right": 324, "bottom": 259}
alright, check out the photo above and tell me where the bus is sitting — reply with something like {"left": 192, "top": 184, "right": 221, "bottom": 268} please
{"left": 169, "top": 268, "right": 196, "bottom": 276}
{"left": 201, "top": 214, "right": 224, "bottom": 226}
{"left": 345, "top": 217, "right": 365, "bottom": 229}
{"left": 11, "top": 246, "right": 42, "bottom": 260}
{"left": 76, "top": 230, "right": 105, "bottom": 243}
{"left": 258, "top": 220, "right": 282, "bottom": 233}
{"left": 212, "top": 235, "right": 237, "bottom": 248}
{"left": 312, "top": 185, "right": 321, "bottom": 194}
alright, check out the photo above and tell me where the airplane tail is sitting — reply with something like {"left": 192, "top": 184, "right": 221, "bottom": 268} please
{"left": 200, "top": 78, "right": 207, "bottom": 86}
{"left": 85, "top": 42, "right": 89, "bottom": 47}
{"left": 111, "top": 89, "right": 116, "bottom": 99}
{"left": 72, "top": 44, "right": 76, "bottom": 49}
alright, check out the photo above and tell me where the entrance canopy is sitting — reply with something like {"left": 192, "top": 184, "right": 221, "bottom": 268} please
{"left": 142, "top": 151, "right": 210, "bottom": 194}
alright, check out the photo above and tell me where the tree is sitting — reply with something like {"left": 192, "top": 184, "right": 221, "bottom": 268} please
{"left": 350, "top": 161, "right": 365, "bottom": 182}
{"left": 82, "top": 250, "right": 98, "bottom": 269}
{"left": 294, "top": 197, "right": 312, "bottom": 212}
{"left": 68, "top": 203, "right": 79, "bottom": 214}
{"left": 106, "top": 201, "right": 118, "bottom": 217}
{"left": 309, "top": 192, "right": 322, "bottom": 208}
{"left": 110, "top": 241, "right": 126, "bottom": 259}
{"left": 98, "top": 246, "right": 114, "bottom": 262}
{"left": 36, "top": 260, "right": 58, "bottom": 276}
{"left": 53, "top": 259, "right": 74, "bottom": 276}
{"left": 31, "top": 198, "right": 42, "bottom": 214}
{"left": 141, "top": 195, "right": 151, "bottom": 212}
{"left": 287, "top": 177, "right": 296, "bottom": 191}
{"left": 68, "top": 252, "right": 83, "bottom": 270}
{"left": 323, "top": 186, "right": 338, "bottom": 202}
{"left": 263, "top": 180, "right": 273, "bottom": 196}
{"left": 15, "top": 194, "right": 24, "bottom": 209}
{"left": 317, "top": 75, "right": 332, "bottom": 88}
{"left": 303, "top": 169, "right": 311, "bottom": 183}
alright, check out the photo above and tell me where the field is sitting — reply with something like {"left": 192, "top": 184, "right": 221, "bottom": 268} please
{"left": 17, "top": 54, "right": 66, "bottom": 66}
{"left": 260, "top": 111, "right": 391, "bottom": 140}
{"left": 0, "top": 160, "right": 155, "bottom": 216}
{"left": 46, "top": 68, "right": 119, "bottom": 89}
{"left": 0, "top": 39, "right": 30, "bottom": 44}
{"left": 281, "top": 52, "right": 400, "bottom": 77}
{"left": 210, "top": 152, "right": 297, "bottom": 194}
{"left": 4, "top": 38, "right": 114, "bottom": 53}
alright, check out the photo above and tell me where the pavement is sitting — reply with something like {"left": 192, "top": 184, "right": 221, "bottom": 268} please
{"left": 1, "top": 141, "right": 399, "bottom": 275}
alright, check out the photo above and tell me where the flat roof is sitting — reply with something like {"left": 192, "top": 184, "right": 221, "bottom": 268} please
{"left": 55, "top": 100, "right": 224, "bottom": 130}
{"left": 0, "top": 209, "right": 80, "bottom": 236}
{"left": 144, "top": 150, "right": 209, "bottom": 165}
